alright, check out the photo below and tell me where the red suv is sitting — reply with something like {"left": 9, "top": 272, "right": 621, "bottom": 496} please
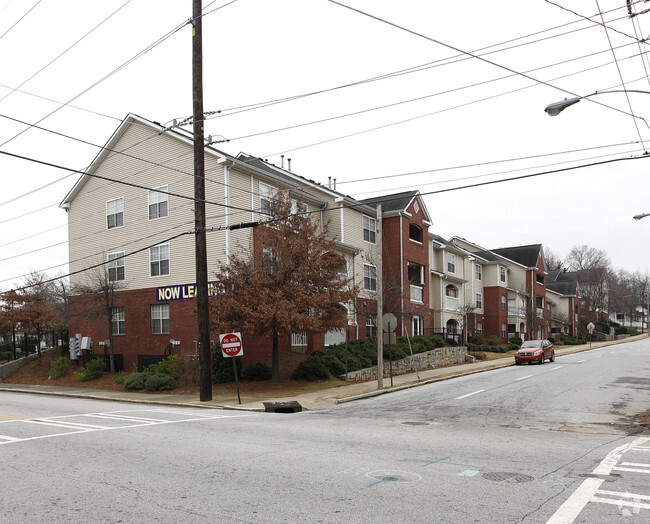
{"left": 514, "top": 339, "right": 555, "bottom": 365}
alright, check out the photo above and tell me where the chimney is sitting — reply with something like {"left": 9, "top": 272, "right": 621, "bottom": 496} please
{"left": 333, "top": 178, "right": 336, "bottom": 191}
{"left": 328, "top": 176, "right": 331, "bottom": 188}
{"left": 281, "top": 155, "right": 284, "bottom": 169}
{"left": 288, "top": 158, "right": 292, "bottom": 172}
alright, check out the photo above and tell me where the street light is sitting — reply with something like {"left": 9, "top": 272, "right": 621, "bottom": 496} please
{"left": 633, "top": 212, "right": 650, "bottom": 221}
{"left": 544, "top": 89, "right": 650, "bottom": 116}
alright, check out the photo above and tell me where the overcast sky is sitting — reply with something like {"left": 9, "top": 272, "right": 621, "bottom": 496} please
{"left": 1, "top": 0, "right": 649, "bottom": 290}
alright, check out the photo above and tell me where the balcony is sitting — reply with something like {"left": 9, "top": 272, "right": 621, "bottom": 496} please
{"left": 508, "top": 306, "right": 526, "bottom": 317}
{"left": 536, "top": 308, "right": 544, "bottom": 318}
{"left": 446, "top": 296, "right": 460, "bottom": 311}
{"left": 410, "top": 285, "right": 423, "bottom": 303}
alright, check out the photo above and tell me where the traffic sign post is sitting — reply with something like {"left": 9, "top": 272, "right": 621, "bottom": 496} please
{"left": 219, "top": 333, "right": 243, "bottom": 404}
{"left": 382, "top": 314, "right": 397, "bottom": 387}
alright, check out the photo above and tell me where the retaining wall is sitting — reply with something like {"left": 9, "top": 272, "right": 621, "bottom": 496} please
{"left": 342, "top": 346, "right": 468, "bottom": 382}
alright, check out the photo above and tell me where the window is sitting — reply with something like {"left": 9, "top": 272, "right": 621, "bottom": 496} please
{"left": 106, "top": 198, "right": 124, "bottom": 229}
{"left": 476, "top": 293, "right": 482, "bottom": 309}
{"left": 107, "top": 252, "right": 125, "bottom": 282}
{"left": 477, "top": 322, "right": 483, "bottom": 333}
{"left": 500, "top": 266, "right": 507, "bottom": 283}
{"left": 409, "top": 223, "right": 422, "bottom": 243}
{"left": 111, "top": 307, "right": 125, "bottom": 335}
{"left": 536, "top": 273, "right": 545, "bottom": 285}
{"left": 148, "top": 185, "right": 169, "bottom": 220}
{"left": 501, "top": 323, "right": 507, "bottom": 338}
{"left": 412, "top": 315, "right": 424, "bottom": 336}
{"left": 150, "top": 244, "right": 170, "bottom": 277}
{"left": 363, "top": 263, "right": 377, "bottom": 291}
{"left": 475, "top": 264, "right": 482, "bottom": 281}
{"left": 501, "top": 295, "right": 507, "bottom": 310}
{"left": 291, "top": 332, "right": 308, "bottom": 347}
{"left": 151, "top": 304, "right": 170, "bottom": 334}
{"left": 259, "top": 182, "right": 277, "bottom": 215}
{"left": 366, "top": 314, "right": 377, "bottom": 338}
{"left": 447, "top": 253, "right": 456, "bottom": 273}
{"left": 446, "top": 285, "right": 458, "bottom": 298}
{"left": 362, "top": 215, "right": 376, "bottom": 244}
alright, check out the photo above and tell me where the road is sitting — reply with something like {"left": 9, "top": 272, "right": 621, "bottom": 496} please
{"left": 1, "top": 338, "right": 649, "bottom": 523}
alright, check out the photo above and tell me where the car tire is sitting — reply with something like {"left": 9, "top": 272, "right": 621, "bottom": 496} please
{"left": 539, "top": 354, "right": 545, "bottom": 364}
{"left": 550, "top": 352, "right": 555, "bottom": 362}
{"left": 515, "top": 361, "right": 521, "bottom": 365}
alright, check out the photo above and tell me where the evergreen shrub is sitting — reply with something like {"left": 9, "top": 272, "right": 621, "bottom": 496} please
{"left": 74, "top": 358, "right": 106, "bottom": 382}
{"left": 124, "top": 372, "right": 147, "bottom": 390}
{"left": 242, "top": 361, "right": 273, "bottom": 381}
{"left": 49, "top": 356, "right": 69, "bottom": 378}
{"left": 145, "top": 373, "right": 176, "bottom": 391}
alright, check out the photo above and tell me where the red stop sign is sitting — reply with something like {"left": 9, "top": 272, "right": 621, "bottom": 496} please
{"left": 220, "top": 332, "right": 243, "bottom": 357}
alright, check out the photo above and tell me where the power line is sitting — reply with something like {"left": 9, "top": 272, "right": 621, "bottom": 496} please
{"left": 0, "top": 0, "right": 43, "bottom": 42}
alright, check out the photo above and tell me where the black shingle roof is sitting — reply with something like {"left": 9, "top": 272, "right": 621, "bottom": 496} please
{"left": 492, "top": 244, "right": 542, "bottom": 268}
{"left": 361, "top": 191, "right": 419, "bottom": 213}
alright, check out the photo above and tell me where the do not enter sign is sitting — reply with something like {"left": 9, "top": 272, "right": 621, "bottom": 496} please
{"left": 219, "top": 332, "right": 244, "bottom": 357}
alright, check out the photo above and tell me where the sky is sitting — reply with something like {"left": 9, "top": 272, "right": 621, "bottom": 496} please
{"left": 1, "top": 0, "right": 650, "bottom": 291}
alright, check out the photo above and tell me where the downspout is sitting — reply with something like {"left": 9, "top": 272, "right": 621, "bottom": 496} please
{"left": 224, "top": 163, "right": 231, "bottom": 260}
{"left": 400, "top": 214, "right": 404, "bottom": 335}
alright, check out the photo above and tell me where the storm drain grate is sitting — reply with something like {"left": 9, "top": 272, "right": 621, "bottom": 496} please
{"left": 483, "top": 472, "right": 534, "bottom": 483}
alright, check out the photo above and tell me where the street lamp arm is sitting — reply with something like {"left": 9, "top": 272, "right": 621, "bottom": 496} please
{"left": 633, "top": 212, "right": 650, "bottom": 221}
{"left": 544, "top": 89, "right": 650, "bottom": 122}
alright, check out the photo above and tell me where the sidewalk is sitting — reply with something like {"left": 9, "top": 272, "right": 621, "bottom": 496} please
{"left": 1, "top": 336, "right": 645, "bottom": 412}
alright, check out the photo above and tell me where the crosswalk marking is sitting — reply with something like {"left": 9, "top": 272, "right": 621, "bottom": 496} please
{"left": 0, "top": 408, "right": 256, "bottom": 445}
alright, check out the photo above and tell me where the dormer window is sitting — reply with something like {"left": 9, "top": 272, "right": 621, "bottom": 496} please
{"left": 409, "top": 223, "right": 422, "bottom": 243}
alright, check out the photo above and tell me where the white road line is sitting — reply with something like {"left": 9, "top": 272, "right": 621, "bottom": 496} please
{"left": 591, "top": 496, "right": 650, "bottom": 510}
{"left": 596, "top": 489, "right": 650, "bottom": 501}
{"left": 612, "top": 466, "right": 650, "bottom": 474}
{"left": 546, "top": 437, "right": 650, "bottom": 524}
{"left": 25, "top": 420, "right": 107, "bottom": 430}
{"left": 547, "top": 366, "right": 563, "bottom": 371}
{"left": 576, "top": 360, "right": 586, "bottom": 363}
{"left": 0, "top": 434, "right": 19, "bottom": 442}
{"left": 455, "top": 389, "right": 484, "bottom": 400}
{"left": 620, "top": 462, "right": 650, "bottom": 467}
{"left": 515, "top": 375, "right": 532, "bottom": 381}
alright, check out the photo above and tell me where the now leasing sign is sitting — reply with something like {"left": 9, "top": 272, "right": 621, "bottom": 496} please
{"left": 156, "top": 281, "right": 224, "bottom": 302}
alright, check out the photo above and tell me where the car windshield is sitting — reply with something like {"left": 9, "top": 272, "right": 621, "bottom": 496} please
{"left": 521, "top": 341, "right": 542, "bottom": 348}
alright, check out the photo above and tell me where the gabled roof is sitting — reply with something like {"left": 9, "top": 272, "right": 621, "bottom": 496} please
{"left": 492, "top": 244, "right": 543, "bottom": 269}
{"left": 546, "top": 280, "right": 578, "bottom": 296}
{"left": 361, "top": 190, "right": 432, "bottom": 223}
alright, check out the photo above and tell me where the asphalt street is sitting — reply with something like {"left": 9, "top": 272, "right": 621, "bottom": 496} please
{"left": 1, "top": 337, "right": 648, "bottom": 522}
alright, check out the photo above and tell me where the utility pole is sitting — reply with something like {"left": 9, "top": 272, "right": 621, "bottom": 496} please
{"left": 192, "top": 0, "right": 211, "bottom": 401}
{"left": 376, "top": 204, "right": 383, "bottom": 389}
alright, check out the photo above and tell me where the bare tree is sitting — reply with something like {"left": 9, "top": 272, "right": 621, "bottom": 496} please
{"left": 19, "top": 271, "right": 62, "bottom": 358}
{"left": 566, "top": 245, "right": 612, "bottom": 314}
{"left": 544, "top": 247, "right": 565, "bottom": 271}
{"left": 71, "top": 260, "right": 125, "bottom": 373}
{"left": 0, "top": 290, "right": 22, "bottom": 360}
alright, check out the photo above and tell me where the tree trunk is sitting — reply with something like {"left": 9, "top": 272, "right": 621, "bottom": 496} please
{"left": 272, "top": 330, "right": 280, "bottom": 382}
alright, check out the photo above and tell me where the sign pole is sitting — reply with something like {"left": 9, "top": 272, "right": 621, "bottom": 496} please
{"left": 388, "top": 322, "right": 393, "bottom": 387}
{"left": 232, "top": 358, "right": 241, "bottom": 404}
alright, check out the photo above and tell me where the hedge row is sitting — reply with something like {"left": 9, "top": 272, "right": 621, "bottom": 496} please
{"left": 291, "top": 335, "right": 450, "bottom": 381}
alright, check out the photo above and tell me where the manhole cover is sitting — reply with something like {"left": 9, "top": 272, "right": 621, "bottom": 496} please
{"left": 483, "top": 472, "right": 534, "bottom": 483}
{"left": 401, "top": 421, "right": 430, "bottom": 426}
{"left": 366, "top": 470, "right": 422, "bottom": 483}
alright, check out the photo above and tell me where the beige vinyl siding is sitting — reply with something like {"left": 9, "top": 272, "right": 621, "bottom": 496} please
{"left": 69, "top": 122, "right": 205, "bottom": 291}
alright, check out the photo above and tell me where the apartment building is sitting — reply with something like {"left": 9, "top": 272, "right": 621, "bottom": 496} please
{"left": 61, "top": 114, "right": 380, "bottom": 370}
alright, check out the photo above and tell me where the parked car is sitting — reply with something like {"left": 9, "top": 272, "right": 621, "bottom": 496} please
{"left": 514, "top": 339, "right": 555, "bottom": 365}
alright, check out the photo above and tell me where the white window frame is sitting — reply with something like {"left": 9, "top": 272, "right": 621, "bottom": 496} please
{"left": 111, "top": 307, "right": 125, "bottom": 335}
{"left": 107, "top": 252, "right": 125, "bottom": 282}
{"left": 475, "top": 264, "right": 482, "bottom": 281}
{"left": 363, "top": 263, "right": 377, "bottom": 291}
{"left": 106, "top": 198, "right": 124, "bottom": 230}
{"left": 362, "top": 215, "right": 376, "bottom": 244}
{"left": 366, "top": 314, "right": 377, "bottom": 338}
{"left": 148, "top": 185, "right": 169, "bottom": 220}
{"left": 291, "top": 332, "right": 308, "bottom": 347}
{"left": 502, "top": 323, "right": 507, "bottom": 338}
{"left": 150, "top": 244, "right": 170, "bottom": 277}
{"left": 259, "top": 182, "right": 277, "bottom": 215}
{"left": 477, "top": 322, "right": 483, "bottom": 333}
{"left": 501, "top": 295, "right": 507, "bottom": 310}
{"left": 151, "top": 303, "right": 170, "bottom": 334}
{"left": 412, "top": 315, "right": 424, "bottom": 336}
{"left": 500, "top": 266, "right": 507, "bottom": 283}
{"left": 476, "top": 293, "right": 482, "bottom": 309}
{"left": 447, "top": 253, "right": 456, "bottom": 274}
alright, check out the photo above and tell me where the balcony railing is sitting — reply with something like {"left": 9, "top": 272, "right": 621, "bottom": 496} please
{"left": 446, "top": 296, "right": 460, "bottom": 311}
{"left": 536, "top": 308, "right": 544, "bottom": 318}
{"left": 410, "top": 285, "right": 423, "bottom": 302}
{"left": 508, "top": 306, "right": 526, "bottom": 316}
